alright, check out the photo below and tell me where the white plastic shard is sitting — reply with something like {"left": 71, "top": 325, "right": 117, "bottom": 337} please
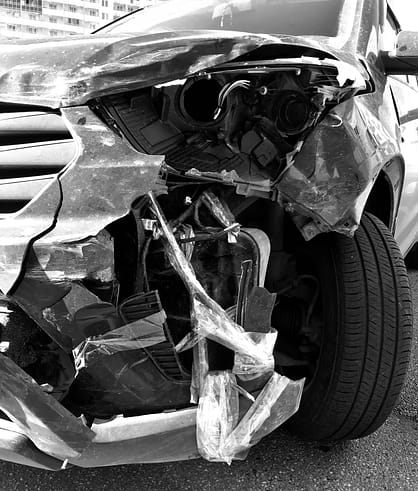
{"left": 232, "top": 329, "right": 277, "bottom": 380}
{"left": 196, "top": 371, "right": 239, "bottom": 462}
{"left": 190, "top": 338, "right": 209, "bottom": 405}
{"left": 197, "top": 371, "right": 305, "bottom": 464}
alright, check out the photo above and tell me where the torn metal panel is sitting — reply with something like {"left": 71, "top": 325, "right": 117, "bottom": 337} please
{"left": 0, "top": 178, "right": 61, "bottom": 295}
{"left": 40, "top": 107, "right": 162, "bottom": 244}
{"left": 277, "top": 97, "right": 398, "bottom": 238}
{"left": 0, "top": 354, "right": 93, "bottom": 460}
{"left": 1, "top": 105, "right": 161, "bottom": 298}
{"left": 0, "top": 31, "right": 278, "bottom": 108}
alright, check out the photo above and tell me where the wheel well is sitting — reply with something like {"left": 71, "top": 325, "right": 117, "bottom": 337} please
{"left": 364, "top": 172, "right": 393, "bottom": 228}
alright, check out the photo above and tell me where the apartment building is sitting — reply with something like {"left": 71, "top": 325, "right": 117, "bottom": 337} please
{"left": 0, "top": 0, "right": 157, "bottom": 38}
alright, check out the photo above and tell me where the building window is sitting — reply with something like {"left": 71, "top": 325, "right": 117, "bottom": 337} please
{"left": 67, "top": 18, "right": 80, "bottom": 25}
{"left": 50, "top": 30, "right": 58, "bottom": 36}
{"left": 89, "top": 9, "right": 98, "bottom": 16}
{"left": 0, "top": 1, "right": 20, "bottom": 9}
{"left": 69, "top": 6, "right": 76, "bottom": 13}
{"left": 114, "top": 3, "right": 126, "bottom": 12}
{"left": 102, "top": 13, "right": 108, "bottom": 20}
{"left": 27, "top": 26, "right": 37, "bottom": 33}
{"left": 49, "top": 3, "right": 57, "bottom": 9}
{"left": 49, "top": 16, "right": 57, "bottom": 23}
{"left": 102, "top": 0, "right": 108, "bottom": 6}
{"left": 7, "top": 24, "right": 16, "bottom": 31}
{"left": 22, "top": 0, "right": 42, "bottom": 14}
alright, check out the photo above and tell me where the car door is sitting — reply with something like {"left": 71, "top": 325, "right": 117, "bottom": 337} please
{"left": 390, "top": 75, "right": 418, "bottom": 253}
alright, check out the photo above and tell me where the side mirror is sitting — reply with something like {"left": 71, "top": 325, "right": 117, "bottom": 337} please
{"left": 382, "top": 31, "right": 418, "bottom": 75}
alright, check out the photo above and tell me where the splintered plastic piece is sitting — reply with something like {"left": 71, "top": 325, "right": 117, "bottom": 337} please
{"left": 221, "top": 373, "right": 305, "bottom": 461}
{"left": 0, "top": 354, "right": 94, "bottom": 460}
{"left": 233, "top": 329, "right": 277, "bottom": 380}
{"left": 196, "top": 371, "right": 239, "bottom": 462}
{"left": 196, "top": 371, "right": 304, "bottom": 464}
{"left": 148, "top": 192, "right": 304, "bottom": 462}
{"left": 190, "top": 338, "right": 209, "bottom": 405}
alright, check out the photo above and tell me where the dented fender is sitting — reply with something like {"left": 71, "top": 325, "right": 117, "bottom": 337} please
{"left": 277, "top": 96, "right": 399, "bottom": 239}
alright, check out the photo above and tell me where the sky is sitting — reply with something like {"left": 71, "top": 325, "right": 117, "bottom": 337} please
{"left": 390, "top": 0, "right": 418, "bottom": 29}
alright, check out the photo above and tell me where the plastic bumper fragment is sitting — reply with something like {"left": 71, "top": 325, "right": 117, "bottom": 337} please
{"left": 0, "top": 354, "right": 94, "bottom": 460}
{"left": 197, "top": 371, "right": 304, "bottom": 464}
{"left": 196, "top": 371, "right": 239, "bottom": 462}
{"left": 0, "top": 408, "right": 200, "bottom": 468}
{"left": 232, "top": 329, "right": 277, "bottom": 380}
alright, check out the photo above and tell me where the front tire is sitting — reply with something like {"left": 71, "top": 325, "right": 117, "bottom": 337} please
{"left": 287, "top": 213, "right": 412, "bottom": 441}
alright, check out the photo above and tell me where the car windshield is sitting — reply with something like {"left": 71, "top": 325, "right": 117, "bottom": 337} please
{"left": 99, "top": 0, "right": 346, "bottom": 38}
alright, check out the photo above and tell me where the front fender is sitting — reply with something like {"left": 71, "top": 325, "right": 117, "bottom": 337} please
{"left": 277, "top": 96, "right": 399, "bottom": 239}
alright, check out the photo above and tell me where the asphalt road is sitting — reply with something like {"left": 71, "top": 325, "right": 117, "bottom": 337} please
{"left": 1, "top": 273, "right": 418, "bottom": 491}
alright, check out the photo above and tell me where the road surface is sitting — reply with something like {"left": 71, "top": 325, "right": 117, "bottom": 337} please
{"left": 1, "top": 272, "right": 417, "bottom": 491}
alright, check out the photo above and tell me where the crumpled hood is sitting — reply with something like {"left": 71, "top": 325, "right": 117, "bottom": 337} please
{"left": 0, "top": 31, "right": 279, "bottom": 108}
{"left": 0, "top": 30, "right": 366, "bottom": 108}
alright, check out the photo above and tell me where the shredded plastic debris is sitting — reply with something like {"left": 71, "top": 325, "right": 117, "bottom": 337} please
{"left": 233, "top": 329, "right": 277, "bottom": 380}
{"left": 196, "top": 371, "right": 239, "bottom": 462}
{"left": 197, "top": 371, "right": 304, "bottom": 464}
{"left": 148, "top": 191, "right": 304, "bottom": 462}
{"left": 73, "top": 311, "right": 167, "bottom": 371}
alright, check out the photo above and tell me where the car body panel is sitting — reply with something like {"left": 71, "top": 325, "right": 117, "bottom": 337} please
{"left": 390, "top": 76, "right": 418, "bottom": 253}
{"left": 0, "top": 106, "right": 163, "bottom": 296}
{"left": 0, "top": 31, "right": 290, "bottom": 107}
{"left": 0, "top": 0, "right": 417, "bottom": 469}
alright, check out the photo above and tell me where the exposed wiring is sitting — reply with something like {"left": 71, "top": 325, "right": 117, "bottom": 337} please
{"left": 213, "top": 79, "right": 251, "bottom": 119}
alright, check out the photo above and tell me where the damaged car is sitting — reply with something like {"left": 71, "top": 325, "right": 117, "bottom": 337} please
{"left": 0, "top": 0, "right": 417, "bottom": 470}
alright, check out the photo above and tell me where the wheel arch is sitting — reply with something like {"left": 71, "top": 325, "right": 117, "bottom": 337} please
{"left": 364, "top": 158, "right": 404, "bottom": 233}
